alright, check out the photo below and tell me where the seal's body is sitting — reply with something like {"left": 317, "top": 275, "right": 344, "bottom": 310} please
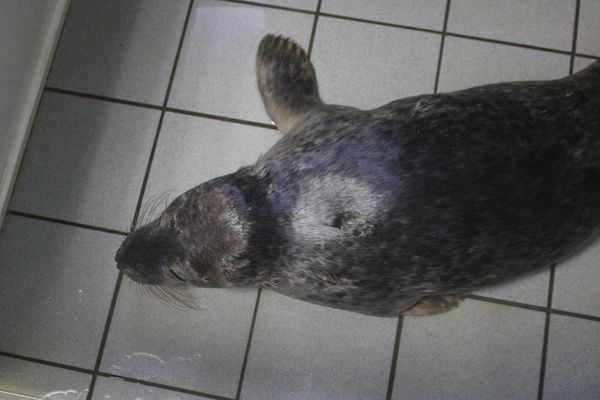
{"left": 116, "top": 35, "right": 600, "bottom": 316}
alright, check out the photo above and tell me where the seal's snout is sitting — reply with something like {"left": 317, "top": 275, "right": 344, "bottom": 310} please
{"left": 115, "top": 245, "right": 126, "bottom": 263}
{"left": 112, "top": 221, "right": 193, "bottom": 286}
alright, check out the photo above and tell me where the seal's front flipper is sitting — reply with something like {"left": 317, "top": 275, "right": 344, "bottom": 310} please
{"left": 257, "top": 35, "right": 323, "bottom": 134}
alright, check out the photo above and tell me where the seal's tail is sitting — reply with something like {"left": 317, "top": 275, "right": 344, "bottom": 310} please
{"left": 256, "top": 35, "right": 323, "bottom": 134}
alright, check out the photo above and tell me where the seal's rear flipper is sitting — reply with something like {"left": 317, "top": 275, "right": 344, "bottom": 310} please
{"left": 257, "top": 35, "right": 323, "bottom": 134}
{"left": 401, "top": 294, "right": 465, "bottom": 316}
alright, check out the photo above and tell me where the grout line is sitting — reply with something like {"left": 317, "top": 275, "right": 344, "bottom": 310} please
{"left": 96, "top": 372, "right": 234, "bottom": 400}
{"left": 130, "top": 0, "right": 195, "bottom": 231}
{"left": 44, "top": 87, "right": 162, "bottom": 111}
{"left": 385, "top": 292, "right": 600, "bottom": 323}
{"left": 6, "top": 210, "right": 128, "bottom": 236}
{"left": 0, "top": 351, "right": 93, "bottom": 376}
{"left": 216, "top": 0, "right": 313, "bottom": 15}
{"left": 551, "top": 308, "right": 600, "bottom": 323}
{"left": 306, "top": 0, "right": 322, "bottom": 59}
{"left": 85, "top": 272, "right": 123, "bottom": 400}
{"left": 575, "top": 53, "right": 600, "bottom": 60}
{"left": 41, "top": 27, "right": 599, "bottom": 139}
{"left": 130, "top": 111, "right": 168, "bottom": 230}
{"left": 214, "top": 0, "right": 599, "bottom": 70}
{"left": 162, "top": 1, "right": 194, "bottom": 109}
{"left": 166, "top": 107, "right": 276, "bottom": 130}
{"left": 537, "top": 264, "right": 556, "bottom": 400}
{"left": 465, "top": 294, "right": 547, "bottom": 313}
{"left": 435, "top": 291, "right": 600, "bottom": 324}
{"left": 235, "top": 289, "right": 263, "bottom": 400}
{"left": 43, "top": 87, "right": 277, "bottom": 131}
{"left": 318, "top": 11, "right": 591, "bottom": 60}
{"left": 85, "top": 1, "right": 196, "bottom": 399}
{"left": 318, "top": 12, "right": 441, "bottom": 35}
{"left": 445, "top": 32, "right": 574, "bottom": 56}
{"left": 569, "top": 0, "right": 581, "bottom": 75}
{"left": 433, "top": 0, "right": 452, "bottom": 94}
{"left": 385, "top": 316, "right": 403, "bottom": 400}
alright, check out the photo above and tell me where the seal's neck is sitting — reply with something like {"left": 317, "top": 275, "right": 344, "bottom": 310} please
{"left": 186, "top": 170, "right": 278, "bottom": 287}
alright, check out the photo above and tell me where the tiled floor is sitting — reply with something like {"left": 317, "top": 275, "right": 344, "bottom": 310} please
{"left": 1, "top": 0, "right": 599, "bottom": 399}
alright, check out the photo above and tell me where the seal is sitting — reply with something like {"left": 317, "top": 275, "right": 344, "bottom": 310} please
{"left": 115, "top": 34, "right": 600, "bottom": 317}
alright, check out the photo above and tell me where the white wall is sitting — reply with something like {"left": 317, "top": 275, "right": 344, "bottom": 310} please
{"left": 0, "top": 0, "right": 70, "bottom": 229}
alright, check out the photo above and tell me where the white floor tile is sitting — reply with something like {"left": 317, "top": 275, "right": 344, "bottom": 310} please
{"left": 394, "top": 300, "right": 545, "bottom": 400}
{"left": 544, "top": 315, "right": 600, "bottom": 400}
{"left": 48, "top": 0, "right": 190, "bottom": 104}
{"left": 321, "top": 0, "right": 447, "bottom": 31}
{"left": 241, "top": 291, "right": 397, "bottom": 400}
{"left": 577, "top": 0, "right": 600, "bottom": 56}
{"left": 0, "top": 356, "right": 91, "bottom": 400}
{"left": 102, "top": 284, "right": 257, "bottom": 397}
{"left": 0, "top": 215, "right": 120, "bottom": 369}
{"left": 312, "top": 17, "right": 440, "bottom": 109}
{"left": 439, "top": 37, "right": 570, "bottom": 93}
{"left": 10, "top": 92, "right": 159, "bottom": 231}
{"left": 573, "top": 57, "right": 598, "bottom": 73}
{"left": 169, "top": 0, "right": 313, "bottom": 124}
{"left": 92, "top": 376, "right": 211, "bottom": 400}
{"left": 448, "top": 0, "right": 575, "bottom": 50}
{"left": 475, "top": 268, "right": 550, "bottom": 307}
{"left": 253, "top": 0, "right": 319, "bottom": 11}
{"left": 553, "top": 239, "right": 600, "bottom": 318}
{"left": 141, "top": 112, "right": 281, "bottom": 211}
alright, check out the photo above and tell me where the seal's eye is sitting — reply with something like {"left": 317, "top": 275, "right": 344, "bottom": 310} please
{"left": 170, "top": 269, "right": 186, "bottom": 282}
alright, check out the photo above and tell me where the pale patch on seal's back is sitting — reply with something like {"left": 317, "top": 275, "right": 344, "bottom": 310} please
{"left": 291, "top": 175, "right": 387, "bottom": 245}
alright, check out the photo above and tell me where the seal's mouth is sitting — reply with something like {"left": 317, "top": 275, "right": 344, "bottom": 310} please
{"left": 116, "top": 262, "right": 190, "bottom": 286}
{"left": 169, "top": 268, "right": 186, "bottom": 282}
{"left": 117, "top": 264, "right": 161, "bottom": 285}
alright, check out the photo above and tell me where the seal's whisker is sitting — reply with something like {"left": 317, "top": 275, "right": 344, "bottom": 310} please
{"left": 145, "top": 285, "right": 171, "bottom": 308}
{"left": 136, "top": 190, "right": 177, "bottom": 229}
{"left": 162, "top": 285, "right": 200, "bottom": 311}
{"left": 145, "top": 194, "right": 169, "bottom": 225}
{"left": 137, "top": 193, "right": 162, "bottom": 229}
{"left": 138, "top": 194, "right": 163, "bottom": 228}
{"left": 143, "top": 284, "right": 181, "bottom": 310}
{"left": 136, "top": 199, "right": 152, "bottom": 229}
{"left": 137, "top": 197, "right": 159, "bottom": 229}
{"left": 145, "top": 284, "right": 198, "bottom": 311}
{"left": 142, "top": 196, "right": 163, "bottom": 226}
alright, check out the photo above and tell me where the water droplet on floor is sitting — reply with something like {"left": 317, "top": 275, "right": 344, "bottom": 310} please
{"left": 43, "top": 389, "right": 88, "bottom": 400}
{"left": 124, "top": 352, "right": 166, "bottom": 364}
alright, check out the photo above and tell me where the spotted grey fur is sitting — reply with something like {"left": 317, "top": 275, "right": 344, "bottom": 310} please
{"left": 115, "top": 35, "right": 600, "bottom": 317}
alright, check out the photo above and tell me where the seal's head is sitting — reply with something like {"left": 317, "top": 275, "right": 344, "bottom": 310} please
{"left": 115, "top": 184, "right": 250, "bottom": 289}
